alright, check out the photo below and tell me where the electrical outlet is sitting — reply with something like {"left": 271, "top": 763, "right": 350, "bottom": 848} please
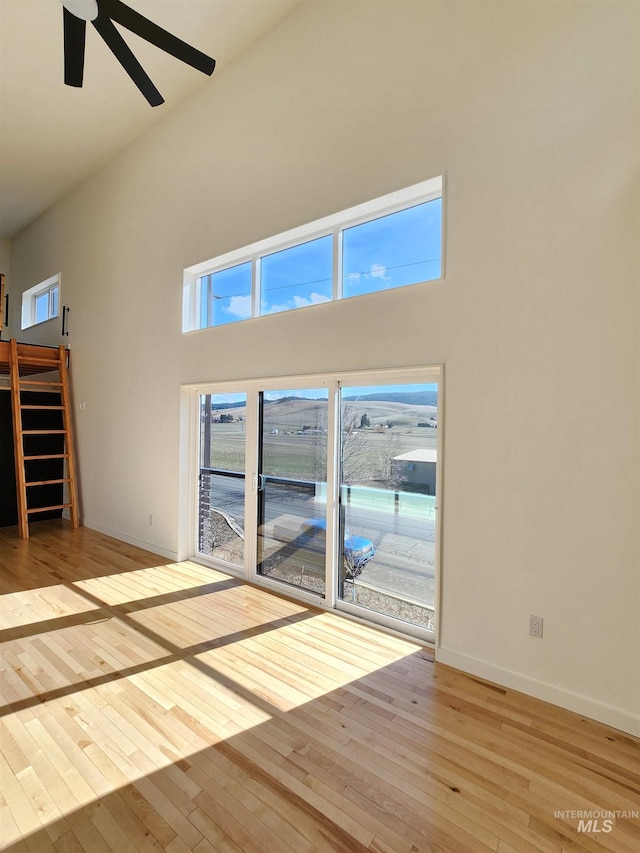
{"left": 529, "top": 615, "right": 543, "bottom": 638}
{"left": 148, "top": 514, "right": 154, "bottom": 526}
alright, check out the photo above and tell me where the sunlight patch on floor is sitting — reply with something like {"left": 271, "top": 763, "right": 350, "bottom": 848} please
{"left": 0, "top": 560, "right": 421, "bottom": 845}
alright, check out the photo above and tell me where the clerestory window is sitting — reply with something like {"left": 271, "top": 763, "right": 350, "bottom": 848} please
{"left": 183, "top": 176, "right": 443, "bottom": 332}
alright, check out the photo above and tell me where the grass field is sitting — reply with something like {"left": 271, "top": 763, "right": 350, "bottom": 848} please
{"left": 201, "top": 397, "right": 437, "bottom": 482}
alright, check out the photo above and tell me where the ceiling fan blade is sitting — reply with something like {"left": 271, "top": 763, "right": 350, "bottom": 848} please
{"left": 63, "top": 8, "right": 87, "bottom": 87}
{"left": 99, "top": 0, "right": 216, "bottom": 77}
{"left": 92, "top": 12, "right": 164, "bottom": 106}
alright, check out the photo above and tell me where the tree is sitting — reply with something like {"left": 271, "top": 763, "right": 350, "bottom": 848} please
{"left": 341, "top": 406, "right": 371, "bottom": 484}
{"left": 341, "top": 405, "right": 402, "bottom": 487}
{"left": 359, "top": 412, "right": 370, "bottom": 428}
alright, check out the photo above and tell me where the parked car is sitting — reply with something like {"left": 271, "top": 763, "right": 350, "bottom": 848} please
{"left": 272, "top": 516, "right": 375, "bottom": 577}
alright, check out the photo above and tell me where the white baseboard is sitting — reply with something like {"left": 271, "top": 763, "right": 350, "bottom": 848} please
{"left": 80, "top": 518, "right": 179, "bottom": 563}
{"left": 437, "top": 646, "right": 640, "bottom": 738}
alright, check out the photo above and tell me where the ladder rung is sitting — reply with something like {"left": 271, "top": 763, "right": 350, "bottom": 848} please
{"left": 19, "top": 380, "right": 64, "bottom": 387}
{"left": 17, "top": 356, "right": 62, "bottom": 365}
{"left": 23, "top": 454, "right": 70, "bottom": 461}
{"left": 21, "top": 429, "right": 68, "bottom": 435}
{"left": 26, "top": 478, "right": 71, "bottom": 487}
{"left": 27, "top": 503, "right": 72, "bottom": 514}
{"left": 20, "top": 405, "right": 65, "bottom": 410}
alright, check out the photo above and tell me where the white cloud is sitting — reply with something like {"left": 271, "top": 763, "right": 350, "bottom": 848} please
{"left": 265, "top": 292, "right": 331, "bottom": 314}
{"left": 369, "top": 263, "right": 389, "bottom": 279}
{"left": 263, "top": 303, "right": 288, "bottom": 315}
{"left": 293, "top": 292, "right": 331, "bottom": 308}
{"left": 223, "top": 295, "right": 252, "bottom": 318}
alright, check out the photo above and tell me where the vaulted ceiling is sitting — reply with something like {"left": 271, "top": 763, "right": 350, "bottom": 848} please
{"left": 0, "top": 0, "right": 299, "bottom": 240}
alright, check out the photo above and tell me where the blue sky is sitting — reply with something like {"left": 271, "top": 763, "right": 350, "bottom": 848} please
{"left": 261, "top": 236, "right": 332, "bottom": 316}
{"left": 342, "top": 198, "right": 442, "bottom": 299}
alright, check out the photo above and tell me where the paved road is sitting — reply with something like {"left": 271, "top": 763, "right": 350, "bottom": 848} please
{"left": 205, "top": 473, "right": 436, "bottom": 605}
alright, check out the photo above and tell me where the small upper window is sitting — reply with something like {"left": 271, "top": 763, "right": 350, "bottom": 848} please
{"left": 21, "top": 274, "right": 60, "bottom": 330}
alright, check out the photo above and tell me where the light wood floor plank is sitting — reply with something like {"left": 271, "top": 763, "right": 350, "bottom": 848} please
{"left": 1, "top": 522, "right": 638, "bottom": 852}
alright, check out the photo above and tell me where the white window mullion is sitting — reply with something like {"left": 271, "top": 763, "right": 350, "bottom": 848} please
{"left": 252, "top": 257, "right": 260, "bottom": 319}
{"left": 332, "top": 226, "right": 341, "bottom": 301}
{"left": 324, "top": 380, "right": 340, "bottom": 607}
{"left": 244, "top": 384, "right": 259, "bottom": 581}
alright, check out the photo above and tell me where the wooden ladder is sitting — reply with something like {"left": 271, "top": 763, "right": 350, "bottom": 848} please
{"left": 9, "top": 339, "right": 79, "bottom": 539}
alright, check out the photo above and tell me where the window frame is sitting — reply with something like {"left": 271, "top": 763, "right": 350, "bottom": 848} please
{"left": 183, "top": 176, "right": 444, "bottom": 333}
{"left": 21, "top": 273, "right": 61, "bottom": 330}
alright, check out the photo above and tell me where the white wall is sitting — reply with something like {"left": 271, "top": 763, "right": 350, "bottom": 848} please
{"left": 9, "top": 1, "right": 639, "bottom": 735}
{"left": 0, "top": 239, "right": 10, "bottom": 336}
{"left": 0, "top": 240, "right": 10, "bottom": 275}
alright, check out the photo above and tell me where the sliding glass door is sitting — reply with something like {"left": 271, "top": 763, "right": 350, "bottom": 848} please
{"left": 256, "top": 388, "right": 328, "bottom": 596}
{"left": 192, "top": 369, "right": 439, "bottom": 641}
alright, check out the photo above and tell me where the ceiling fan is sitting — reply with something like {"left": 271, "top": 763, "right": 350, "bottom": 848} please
{"left": 59, "top": 0, "right": 216, "bottom": 107}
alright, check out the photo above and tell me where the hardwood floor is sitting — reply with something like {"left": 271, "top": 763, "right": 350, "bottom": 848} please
{"left": 0, "top": 522, "right": 638, "bottom": 853}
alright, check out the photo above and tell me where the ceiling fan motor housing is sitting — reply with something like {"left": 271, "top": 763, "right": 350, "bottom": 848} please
{"left": 60, "top": 0, "right": 99, "bottom": 22}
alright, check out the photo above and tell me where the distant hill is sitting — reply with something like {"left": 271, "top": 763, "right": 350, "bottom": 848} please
{"left": 207, "top": 391, "right": 438, "bottom": 433}
{"left": 343, "top": 390, "right": 437, "bottom": 406}
{"left": 210, "top": 391, "right": 437, "bottom": 409}
{"left": 210, "top": 400, "right": 246, "bottom": 411}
